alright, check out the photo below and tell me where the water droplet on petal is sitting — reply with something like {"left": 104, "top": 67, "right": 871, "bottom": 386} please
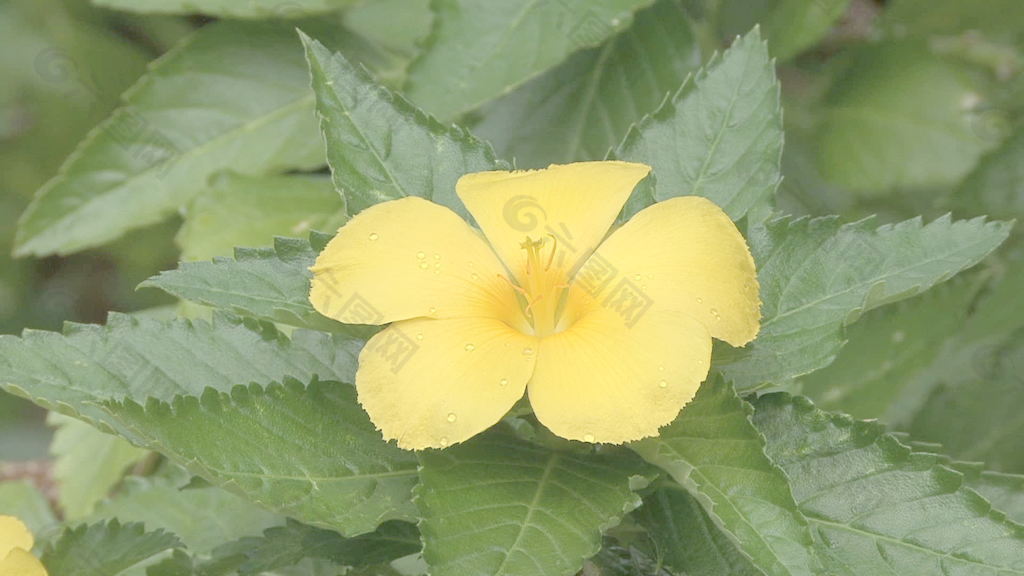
{"left": 522, "top": 347, "right": 534, "bottom": 356}
{"left": 419, "top": 262, "right": 429, "bottom": 270}
{"left": 368, "top": 232, "right": 379, "bottom": 241}
{"left": 710, "top": 307, "right": 721, "bottom": 320}
{"left": 433, "top": 253, "right": 441, "bottom": 260}
{"left": 696, "top": 297, "right": 704, "bottom": 304}
{"left": 658, "top": 380, "right": 668, "bottom": 389}
{"left": 415, "top": 332, "right": 424, "bottom": 341}
{"left": 439, "top": 437, "right": 449, "bottom": 447}
{"left": 465, "top": 343, "right": 475, "bottom": 352}
{"left": 416, "top": 251, "right": 426, "bottom": 259}
{"left": 632, "top": 273, "right": 642, "bottom": 281}
{"left": 658, "top": 365, "right": 665, "bottom": 372}
{"left": 429, "top": 307, "right": 437, "bottom": 314}
{"left": 447, "top": 413, "right": 457, "bottom": 423}
{"left": 499, "top": 378, "right": 509, "bottom": 387}
{"left": 583, "top": 433, "right": 595, "bottom": 443}
{"left": 471, "top": 273, "right": 480, "bottom": 280}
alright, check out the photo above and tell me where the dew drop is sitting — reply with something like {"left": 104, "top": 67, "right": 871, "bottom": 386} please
{"left": 658, "top": 380, "right": 668, "bottom": 389}
{"left": 447, "top": 413, "right": 458, "bottom": 423}
{"left": 419, "top": 262, "right": 429, "bottom": 270}
{"left": 583, "top": 433, "right": 595, "bottom": 443}
{"left": 416, "top": 251, "right": 426, "bottom": 259}
{"left": 465, "top": 343, "right": 475, "bottom": 352}
{"left": 429, "top": 306, "right": 437, "bottom": 314}
{"left": 368, "top": 232, "right": 379, "bottom": 241}
{"left": 416, "top": 332, "right": 424, "bottom": 341}
{"left": 471, "top": 273, "right": 480, "bottom": 280}
{"left": 710, "top": 307, "right": 721, "bottom": 320}
{"left": 632, "top": 273, "right": 642, "bottom": 281}
{"left": 499, "top": 378, "right": 509, "bottom": 387}
{"left": 658, "top": 365, "right": 665, "bottom": 372}
{"left": 433, "top": 253, "right": 441, "bottom": 260}
{"left": 696, "top": 297, "right": 704, "bottom": 304}
{"left": 522, "top": 347, "right": 534, "bottom": 356}
{"left": 439, "top": 437, "right": 449, "bottom": 447}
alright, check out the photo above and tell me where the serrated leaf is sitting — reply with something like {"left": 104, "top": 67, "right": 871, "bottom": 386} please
{"left": 416, "top": 428, "right": 649, "bottom": 576}
{"left": 753, "top": 394, "right": 1024, "bottom": 575}
{"left": 176, "top": 172, "right": 346, "bottom": 262}
{"left": 817, "top": 40, "right": 996, "bottom": 194}
{"left": 42, "top": 519, "right": 181, "bottom": 576}
{"left": 91, "top": 473, "right": 283, "bottom": 554}
{"left": 142, "top": 234, "right": 368, "bottom": 335}
{"left": 953, "top": 465, "right": 1024, "bottom": 525}
{"left": 302, "top": 33, "right": 505, "bottom": 218}
{"left": 92, "top": 0, "right": 354, "bottom": 18}
{"left": 0, "top": 312, "right": 360, "bottom": 428}
{"left": 473, "top": 0, "right": 700, "bottom": 168}
{"left": 238, "top": 519, "right": 419, "bottom": 574}
{"left": 14, "top": 22, "right": 333, "bottom": 257}
{"left": 635, "top": 485, "right": 763, "bottom": 576}
{"left": 405, "top": 0, "right": 654, "bottom": 121}
{"left": 615, "top": 27, "right": 782, "bottom": 221}
{"left": 715, "top": 214, "right": 1012, "bottom": 390}
{"left": 632, "top": 377, "right": 818, "bottom": 576}
{"left": 48, "top": 413, "right": 147, "bottom": 519}
{"left": 101, "top": 379, "right": 419, "bottom": 537}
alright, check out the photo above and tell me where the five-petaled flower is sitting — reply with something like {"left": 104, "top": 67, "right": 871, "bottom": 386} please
{"left": 1, "top": 515, "right": 47, "bottom": 576}
{"left": 310, "top": 161, "right": 760, "bottom": 449}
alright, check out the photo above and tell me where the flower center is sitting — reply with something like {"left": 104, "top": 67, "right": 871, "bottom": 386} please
{"left": 513, "top": 235, "right": 570, "bottom": 337}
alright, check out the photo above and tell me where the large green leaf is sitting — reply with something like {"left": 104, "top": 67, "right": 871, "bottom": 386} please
{"left": 615, "top": 27, "right": 782, "bottom": 221}
{"left": 951, "top": 464, "right": 1024, "bottom": 525}
{"left": 92, "top": 0, "right": 354, "bottom": 19}
{"left": 817, "top": 40, "right": 997, "bottom": 194}
{"left": 753, "top": 394, "right": 1024, "bottom": 575}
{"left": 405, "top": 0, "right": 654, "bottom": 121}
{"left": 632, "top": 378, "right": 819, "bottom": 576}
{"left": 302, "top": 33, "right": 504, "bottom": 218}
{"left": 0, "top": 312, "right": 360, "bottom": 427}
{"left": 715, "top": 214, "right": 1012, "bottom": 390}
{"left": 416, "top": 429, "right": 650, "bottom": 576}
{"left": 473, "top": 0, "right": 700, "bottom": 168}
{"left": 635, "top": 485, "right": 763, "bottom": 576}
{"left": 48, "top": 413, "right": 147, "bottom": 519}
{"left": 142, "top": 234, "right": 363, "bottom": 335}
{"left": 175, "top": 172, "right": 346, "bottom": 262}
{"left": 42, "top": 520, "right": 181, "bottom": 576}
{"left": 14, "top": 22, "right": 328, "bottom": 257}
{"left": 101, "top": 380, "right": 419, "bottom": 537}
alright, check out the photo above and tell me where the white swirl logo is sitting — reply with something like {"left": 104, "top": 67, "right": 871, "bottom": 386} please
{"left": 34, "top": 49, "right": 78, "bottom": 84}
{"left": 503, "top": 195, "right": 547, "bottom": 232}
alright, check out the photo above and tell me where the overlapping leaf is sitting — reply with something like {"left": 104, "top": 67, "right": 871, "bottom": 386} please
{"left": 92, "top": 0, "right": 354, "bottom": 19}
{"left": 42, "top": 520, "right": 181, "bottom": 576}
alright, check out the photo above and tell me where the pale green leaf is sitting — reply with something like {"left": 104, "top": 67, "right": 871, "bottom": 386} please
{"left": 473, "top": 0, "right": 700, "bottom": 168}
{"left": 405, "top": 0, "right": 655, "bottom": 121}
{"left": 635, "top": 485, "right": 763, "bottom": 576}
{"left": 954, "top": 129, "right": 1024, "bottom": 222}
{"left": 416, "top": 429, "right": 649, "bottom": 576}
{"left": 881, "top": 0, "right": 1024, "bottom": 41}
{"left": 92, "top": 0, "right": 354, "bottom": 18}
{"left": 715, "top": 214, "right": 1012, "bottom": 390}
{"left": 176, "top": 172, "right": 346, "bottom": 262}
{"left": 817, "top": 40, "right": 997, "bottom": 194}
{"left": 302, "top": 33, "right": 505, "bottom": 218}
{"left": 48, "top": 413, "right": 147, "bottom": 520}
{"left": 0, "top": 481, "right": 56, "bottom": 536}
{"left": 632, "top": 378, "right": 818, "bottom": 576}
{"left": 615, "top": 27, "right": 782, "bottom": 221}
{"left": 753, "top": 394, "right": 1024, "bottom": 575}
{"left": 761, "top": 0, "right": 851, "bottom": 61}
{"left": 952, "top": 464, "right": 1024, "bottom": 525}
{"left": 0, "top": 312, "right": 360, "bottom": 428}
{"left": 42, "top": 520, "right": 181, "bottom": 576}
{"left": 101, "top": 380, "right": 419, "bottom": 537}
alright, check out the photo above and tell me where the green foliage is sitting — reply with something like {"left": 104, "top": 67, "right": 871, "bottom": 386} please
{"left": 41, "top": 519, "right": 181, "bottom": 576}
{"left": 92, "top": 0, "right": 355, "bottom": 19}
{"left": 0, "top": 481, "right": 56, "bottom": 535}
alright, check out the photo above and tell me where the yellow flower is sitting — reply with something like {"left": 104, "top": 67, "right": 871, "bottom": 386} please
{"left": 310, "top": 161, "right": 760, "bottom": 449}
{"left": 0, "top": 516, "right": 47, "bottom": 576}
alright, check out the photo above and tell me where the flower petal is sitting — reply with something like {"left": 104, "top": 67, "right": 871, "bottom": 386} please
{"left": 0, "top": 516, "right": 33, "bottom": 560}
{"left": 0, "top": 548, "right": 47, "bottom": 576}
{"left": 457, "top": 162, "right": 651, "bottom": 283}
{"left": 580, "top": 196, "right": 760, "bottom": 346}
{"left": 528, "top": 296, "right": 712, "bottom": 443}
{"left": 310, "top": 197, "right": 518, "bottom": 324}
{"left": 356, "top": 316, "right": 538, "bottom": 450}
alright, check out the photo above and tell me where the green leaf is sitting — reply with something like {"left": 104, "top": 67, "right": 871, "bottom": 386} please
{"left": 954, "top": 129, "right": 1024, "bottom": 222}
{"left": 615, "top": 27, "right": 782, "bottom": 221}
{"left": 582, "top": 541, "right": 674, "bottom": 576}
{"left": 951, "top": 464, "right": 1024, "bottom": 525}
{"left": 0, "top": 312, "right": 360, "bottom": 428}
{"left": 473, "top": 0, "right": 701, "bottom": 168}
{"left": 799, "top": 275, "right": 981, "bottom": 420}
{"left": 881, "top": 0, "right": 1024, "bottom": 41}
{"left": 101, "top": 379, "right": 419, "bottom": 536}
{"left": 238, "top": 520, "right": 420, "bottom": 574}
{"left": 761, "top": 0, "right": 851, "bottom": 61}
{"left": 753, "top": 394, "right": 1024, "bottom": 575}
{"left": 91, "top": 473, "right": 283, "bottom": 554}
{"left": 339, "top": 0, "right": 434, "bottom": 88}
{"left": 635, "top": 485, "right": 763, "bottom": 576}
{"left": 48, "top": 413, "right": 147, "bottom": 519}
{"left": 301, "top": 33, "right": 505, "bottom": 218}
{"left": 176, "top": 172, "right": 346, "bottom": 262}
{"left": 416, "top": 428, "right": 649, "bottom": 576}
{"left": 0, "top": 481, "right": 57, "bottom": 535}
{"left": 15, "top": 22, "right": 327, "bottom": 257}
{"left": 715, "top": 214, "right": 1012, "bottom": 390}
{"left": 632, "top": 378, "right": 819, "bottom": 576}
{"left": 42, "top": 520, "right": 181, "bottom": 576}
{"left": 142, "top": 234, "right": 368, "bottom": 335}
{"left": 92, "top": 0, "right": 354, "bottom": 19}
{"left": 405, "top": 0, "right": 655, "bottom": 121}
{"left": 817, "top": 40, "right": 997, "bottom": 194}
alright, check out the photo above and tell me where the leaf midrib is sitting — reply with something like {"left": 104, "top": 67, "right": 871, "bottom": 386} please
{"left": 492, "top": 452, "right": 559, "bottom": 576}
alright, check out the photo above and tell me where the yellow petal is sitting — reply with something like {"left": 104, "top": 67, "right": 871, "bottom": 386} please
{"left": 579, "top": 196, "right": 760, "bottom": 346}
{"left": 457, "top": 162, "right": 651, "bottom": 283}
{"left": 528, "top": 293, "right": 712, "bottom": 443}
{"left": 0, "top": 548, "right": 47, "bottom": 576}
{"left": 310, "top": 197, "right": 518, "bottom": 324}
{"left": 0, "top": 516, "right": 33, "bottom": 560}
{"left": 356, "top": 316, "right": 538, "bottom": 450}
